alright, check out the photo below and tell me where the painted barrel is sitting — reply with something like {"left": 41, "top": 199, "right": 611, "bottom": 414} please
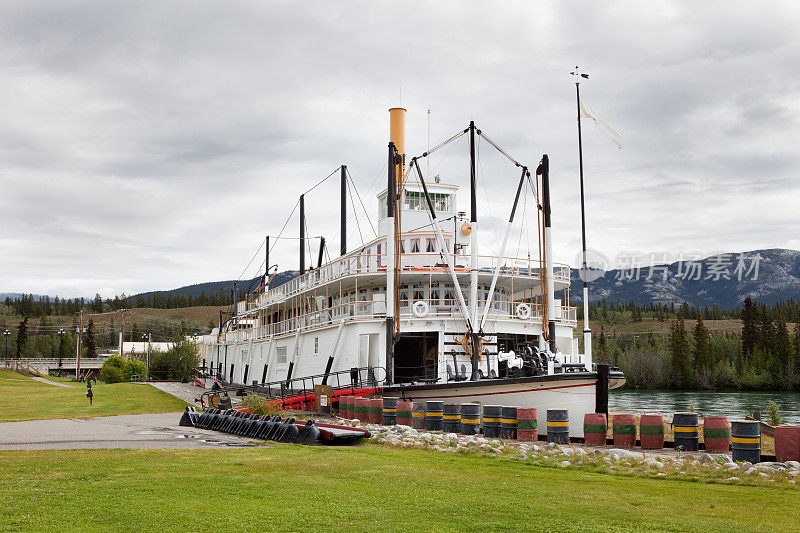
{"left": 460, "top": 403, "right": 480, "bottom": 435}
{"left": 353, "top": 397, "right": 369, "bottom": 422}
{"left": 639, "top": 414, "right": 664, "bottom": 450}
{"left": 396, "top": 400, "right": 413, "bottom": 427}
{"left": 412, "top": 402, "right": 426, "bottom": 430}
{"left": 774, "top": 425, "right": 800, "bottom": 463}
{"left": 583, "top": 413, "right": 607, "bottom": 446}
{"left": 340, "top": 395, "right": 352, "bottom": 419}
{"left": 547, "top": 409, "right": 570, "bottom": 444}
{"left": 382, "top": 397, "right": 398, "bottom": 425}
{"left": 673, "top": 412, "right": 699, "bottom": 451}
{"left": 517, "top": 408, "right": 538, "bottom": 442}
{"left": 483, "top": 405, "right": 503, "bottom": 438}
{"left": 425, "top": 401, "right": 444, "bottom": 431}
{"left": 613, "top": 414, "right": 637, "bottom": 448}
{"left": 443, "top": 403, "right": 461, "bottom": 433}
{"left": 702, "top": 416, "right": 730, "bottom": 453}
{"left": 501, "top": 406, "right": 518, "bottom": 439}
{"left": 731, "top": 420, "right": 761, "bottom": 463}
{"left": 370, "top": 398, "right": 384, "bottom": 424}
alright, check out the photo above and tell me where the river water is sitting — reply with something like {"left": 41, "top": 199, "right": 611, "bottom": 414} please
{"left": 609, "top": 389, "right": 800, "bottom": 425}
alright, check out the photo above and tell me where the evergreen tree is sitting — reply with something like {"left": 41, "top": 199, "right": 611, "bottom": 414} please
{"left": 794, "top": 320, "right": 800, "bottom": 367}
{"left": 15, "top": 317, "right": 28, "bottom": 358}
{"left": 759, "top": 304, "right": 776, "bottom": 358}
{"left": 776, "top": 311, "right": 791, "bottom": 363}
{"left": 597, "top": 326, "right": 607, "bottom": 364}
{"left": 693, "top": 315, "right": 712, "bottom": 369}
{"left": 741, "top": 297, "right": 759, "bottom": 359}
{"left": 670, "top": 316, "right": 691, "bottom": 387}
{"left": 83, "top": 320, "right": 97, "bottom": 357}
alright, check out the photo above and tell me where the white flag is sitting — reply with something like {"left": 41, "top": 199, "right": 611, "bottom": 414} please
{"left": 580, "top": 97, "right": 622, "bottom": 149}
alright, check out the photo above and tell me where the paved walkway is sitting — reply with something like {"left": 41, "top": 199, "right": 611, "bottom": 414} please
{"left": 32, "top": 376, "right": 73, "bottom": 388}
{"left": 0, "top": 412, "right": 261, "bottom": 450}
{"left": 146, "top": 381, "right": 205, "bottom": 404}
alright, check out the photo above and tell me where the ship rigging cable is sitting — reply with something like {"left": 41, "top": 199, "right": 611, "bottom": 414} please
{"left": 345, "top": 167, "right": 377, "bottom": 237}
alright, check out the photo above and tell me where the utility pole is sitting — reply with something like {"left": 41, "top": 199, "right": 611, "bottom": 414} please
{"left": 119, "top": 309, "right": 125, "bottom": 360}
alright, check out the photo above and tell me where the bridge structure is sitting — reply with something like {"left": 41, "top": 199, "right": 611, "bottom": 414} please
{"left": 1, "top": 357, "right": 109, "bottom": 377}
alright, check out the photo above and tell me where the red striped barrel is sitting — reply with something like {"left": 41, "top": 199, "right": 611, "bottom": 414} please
{"left": 517, "top": 408, "right": 538, "bottom": 442}
{"left": 775, "top": 425, "right": 800, "bottom": 462}
{"left": 370, "top": 398, "right": 383, "bottom": 424}
{"left": 702, "top": 416, "right": 730, "bottom": 453}
{"left": 613, "top": 414, "right": 637, "bottom": 448}
{"left": 396, "top": 400, "right": 413, "bottom": 427}
{"left": 639, "top": 414, "right": 664, "bottom": 449}
{"left": 353, "top": 397, "right": 369, "bottom": 422}
{"left": 583, "top": 413, "right": 607, "bottom": 446}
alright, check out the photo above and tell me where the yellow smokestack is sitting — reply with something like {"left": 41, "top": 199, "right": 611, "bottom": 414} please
{"left": 389, "top": 107, "right": 406, "bottom": 183}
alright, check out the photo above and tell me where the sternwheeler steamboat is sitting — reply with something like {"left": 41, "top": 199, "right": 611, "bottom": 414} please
{"left": 203, "top": 108, "right": 625, "bottom": 437}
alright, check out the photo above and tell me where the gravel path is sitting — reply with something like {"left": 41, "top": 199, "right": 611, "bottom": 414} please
{"left": 32, "top": 377, "right": 73, "bottom": 388}
{"left": 146, "top": 382, "right": 205, "bottom": 404}
{"left": 0, "top": 412, "right": 261, "bottom": 450}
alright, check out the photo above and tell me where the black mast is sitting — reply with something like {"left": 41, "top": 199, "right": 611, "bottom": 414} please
{"left": 385, "top": 142, "right": 397, "bottom": 385}
{"left": 340, "top": 165, "right": 347, "bottom": 256}
{"left": 575, "top": 70, "right": 591, "bottom": 343}
{"left": 317, "top": 237, "right": 325, "bottom": 269}
{"left": 299, "top": 194, "right": 305, "bottom": 275}
{"left": 539, "top": 155, "right": 557, "bottom": 353}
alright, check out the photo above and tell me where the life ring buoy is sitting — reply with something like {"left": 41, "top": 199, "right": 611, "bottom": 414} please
{"left": 460, "top": 222, "right": 472, "bottom": 236}
{"left": 412, "top": 300, "right": 429, "bottom": 318}
{"left": 516, "top": 303, "right": 531, "bottom": 320}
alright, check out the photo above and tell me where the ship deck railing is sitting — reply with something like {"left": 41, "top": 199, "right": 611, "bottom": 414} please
{"left": 239, "top": 251, "right": 571, "bottom": 313}
{"left": 222, "top": 299, "right": 577, "bottom": 343}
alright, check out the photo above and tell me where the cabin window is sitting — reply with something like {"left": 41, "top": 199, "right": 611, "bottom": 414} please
{"left": 276, "top": 346, "right": 287, "bottom": 364}
{"left": 411, "top": 239, "right": 420, "bottom": 253}
{"left": 377, "top": 243, "right": 382, "bottom": 268}
{"left": 413, "top": 289, "right": 425, "bottom": 301}
{"left": 426, "top": 238, "right": 436, "bottom": 252}
{"left": 400, "top": 240, "right": 405, "bottom": 253}
{"left": 431, "top": 288, "right": 440, "bottom": 304}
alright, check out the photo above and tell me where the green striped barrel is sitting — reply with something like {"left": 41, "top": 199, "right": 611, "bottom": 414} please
{"left": 613, "top": 414, "right": 636, "bottom": 448}
{"left": 483, "top": 405, "right": 502, "bottom": 438}
{"left": 382, "top": 397, "right": 398, "bottom": 425}
{"left": 517, "top": 408, "right": 538, "bottom": 441}
{"left": 460, "top": 403, "right": 480, "bottom": 435}
{"left": 412, "top": 402, "right": 426, "bottom": 430}
{"left": 673, "top": 412, "right": 699, "bottom": 451}
{"left": 702, "top": 416, "right": 730, "bottom": 453}
{"left": 583, "top": 413, "right": 607, "bottom": 446}
{"left": 369, "top": 398, "right": 383, "bottom": 424}
{"left": 396, "top": 400, "right": 413, "bottom": 427}
{"left": 341, "top": 395, "right": 352, "bottom": 419}
{"left": 639, "top": 414, "right": 664, "bottom": 449}
{"left": 547, "top": 409, "right": 569, "bottom": 444}
{"left": 501, "top": 406, "right": 518, "bottom": 439}
{"left": 425, "top": 401, "right": 444, "bottom": 431}
{"left": 353, "top": 397, "right": 368, "bottom": 422}
{"left": 443, "top": 403, "right": 461, "bottom": 433}
{"left": 731, "top": 420, "right": 761, "bottom": 463}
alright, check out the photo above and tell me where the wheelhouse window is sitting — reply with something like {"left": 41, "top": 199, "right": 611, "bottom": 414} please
{"left": 426, "top": 238, "right": 436, "bottom": 252}
{"left": 410, "top": 238, "right": 420, "bottom": 253}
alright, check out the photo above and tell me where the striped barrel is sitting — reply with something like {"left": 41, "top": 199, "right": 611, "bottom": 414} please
{"left": 369, "top": 398, "right": 383, "bottom": 424}
{"left": 382, "top": 397, "right": 398, "bottom": 425}
{"left": 340, "top": 395, "right": 352, "bottom": 419}
{"left": 639, "top": 414, "right": 664, "bottom": 450}
{"left": 396, "top": 400, "right": 413, "bottom": 427}
{"left": 483, "top": 405, "right": 502, "bottom": 438}
{"left": 443, "top": 403, "right": 461, "bottom": 433}
{"left": 583, "top": 413, "right": 607, "bottom": 446}
{"left": 702, "top": 416, "right": 730, "bottom": 453}
{"left": 613, "top": 414, "right": 637, "bottom": 448}
{"left": 517, "top": 408, "right": 538, "bottom": 442}
{"left": 731, "top": 420, "right": 761, "bottom": 463}
{"left": 546, "top": 409, "right": 569, "bottom": 444}
{"left": 673, "top": 412, "right": 699, "bottom": 451}
{"left": 425, "top": 401, "right": 444, "bottom": 431}
{"left": 353, "top": 397, "right": 369, "bottom": 422}
{"left": 460, "top": 403, "right": 480, "bottom": 435}
{"left": 501, "top": 406, "right": 518, "bottom": 439}
{"left": 775, "top": 425, "right": 800, "bottom": 463}
{"left": 412, "top": 402, "right": 426, "bottom": 429}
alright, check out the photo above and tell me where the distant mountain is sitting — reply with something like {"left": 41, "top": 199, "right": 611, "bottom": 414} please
{"left": 569, "top": 248, "right": 800, "bottom": 308}
{"left": 131, "top": 270, "right": 301, "bottom": 301}
{"left": 0, "top": 293, "right": 46, "bottom": 301}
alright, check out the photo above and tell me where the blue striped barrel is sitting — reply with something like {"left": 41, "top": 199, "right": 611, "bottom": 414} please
{"left": 547, "top": 409, "right": 570, "bottom": 444}
{"left": 673, "top": 412, "right": 699, "bottom": 451}
{"left": 731, "top": 420, "right": 761, "bottom": 463}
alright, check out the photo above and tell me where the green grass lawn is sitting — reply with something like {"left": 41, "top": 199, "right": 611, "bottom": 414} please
{"left": 0, "top": 446, "right": 796, "bottom": 532}
{"left": 0, "top": 371, "right": 189, "bottom": 422}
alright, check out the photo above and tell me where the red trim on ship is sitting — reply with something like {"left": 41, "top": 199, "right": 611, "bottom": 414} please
{"left": 407, "top": 381, "right": 594, "bottom": 399}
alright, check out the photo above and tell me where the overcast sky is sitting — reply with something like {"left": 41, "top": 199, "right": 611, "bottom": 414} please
{"left": 2, "top": 1, "right": 799, "bottom": 298}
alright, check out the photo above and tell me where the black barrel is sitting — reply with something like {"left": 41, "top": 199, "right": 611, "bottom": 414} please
{"left": 460, "top": 403, "right": 480, "bottom": 435}
{"left": 731, "top": 420, "right": 761, "bottom": 463}
{"left": 547, "top": 409, "right": 570, "bottom": 444}
{"left": 382, "top": 397, "right": 398, "bottom": 425}
{"left": 425, "top": 401, "right": 444, "bottom": 431}
{"left": 412, "top": 402, "right": 426, "bottom": 430}
{"left": 483, "top": 405, "right": 502, "bottom": 438}
{"left": 673, "top": 412, "right": 699, "bottom": 451}
{"left": 501, "top": 406, "right": 518, "bottom": 440}
{"left": 443, "top": 403, "right": 461, "bottom": 433}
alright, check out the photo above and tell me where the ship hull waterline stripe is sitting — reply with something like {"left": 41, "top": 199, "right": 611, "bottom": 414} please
{"left": 389, "top": 381, "right": 595, "bottom": 400}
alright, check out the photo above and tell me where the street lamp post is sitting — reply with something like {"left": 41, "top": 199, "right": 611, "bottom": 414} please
{"left": 142, "top": 333, "right": 151, "bottom": 381}
{"left": 3, "top": 329, "right": 9, "bottom": 359}
{"left": 57, "top": 328, "right": 65, "bottom": 368}
{"left": 76, "top": 326, "right": 86, "bottom": 380}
